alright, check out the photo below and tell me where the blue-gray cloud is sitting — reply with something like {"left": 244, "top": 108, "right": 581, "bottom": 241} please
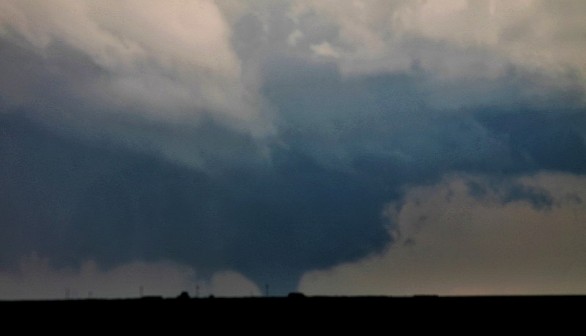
{"left": 1, "top": 1, "right": 586, "bottom": 295}
{"left": 2, "top": 63, "right": 585, "bottom": 293}
{"left": 0, "top": 112, "right": 392, "bottom": 293}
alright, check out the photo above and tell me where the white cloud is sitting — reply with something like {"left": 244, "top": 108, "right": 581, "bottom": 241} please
{"left": 311, "top": 41, "right": 340, "bottom": 58}
{"left": 299, "top": 173, "right": 586, "bottom": 295}
{"left": 288, "top": 0, "right": 586, "bottom": 80}
{"left": 391, "top": 0, "right": 586, "bottom": 76}
{"left": 287, "top": 29, "right": 304, "bottom": 47}
{"left": 0, "top": 0, "right": 272, "bottom": 136}
{"left": 2, "top": 0, "right": 583, "bottom": 132}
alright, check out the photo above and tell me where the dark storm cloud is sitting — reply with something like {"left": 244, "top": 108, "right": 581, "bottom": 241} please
{"left": 0, "top": 112, "right": 391, "bottom": 293}
{"left": 477, "top": 111, "right": 586, "bottom": 174}
{"left": 3, "top": 60, "right": 586, "bottom": 293}
{"left": 263, "top": 56, "right": 586, "bottom": 179}
{"left": 2, "top": 0, "right": 586, "bottom": 295}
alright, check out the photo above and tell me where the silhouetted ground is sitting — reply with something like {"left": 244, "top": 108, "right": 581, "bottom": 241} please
{"left": 3, "top": 295, "right": 584, "bottom": 330}
{"left": 2, "top": 294, "right": 584, "bottom": 313}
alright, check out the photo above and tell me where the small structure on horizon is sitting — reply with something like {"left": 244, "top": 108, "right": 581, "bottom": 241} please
{"left": 177, "top": 291, "right": 190, "bottom": 300}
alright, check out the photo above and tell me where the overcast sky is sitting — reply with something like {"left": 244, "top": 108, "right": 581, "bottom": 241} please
{"left": 1, "top": 0, "right": 586, "bottom": 299}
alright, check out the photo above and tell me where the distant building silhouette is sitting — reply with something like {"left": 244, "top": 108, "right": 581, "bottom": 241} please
{"left": 177, "top": 291, "right": 190, "bottom": 300}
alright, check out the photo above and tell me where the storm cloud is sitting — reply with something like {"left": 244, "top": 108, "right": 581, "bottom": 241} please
{"left": 1, "top": 0, "right": 586, "bottom": 296}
